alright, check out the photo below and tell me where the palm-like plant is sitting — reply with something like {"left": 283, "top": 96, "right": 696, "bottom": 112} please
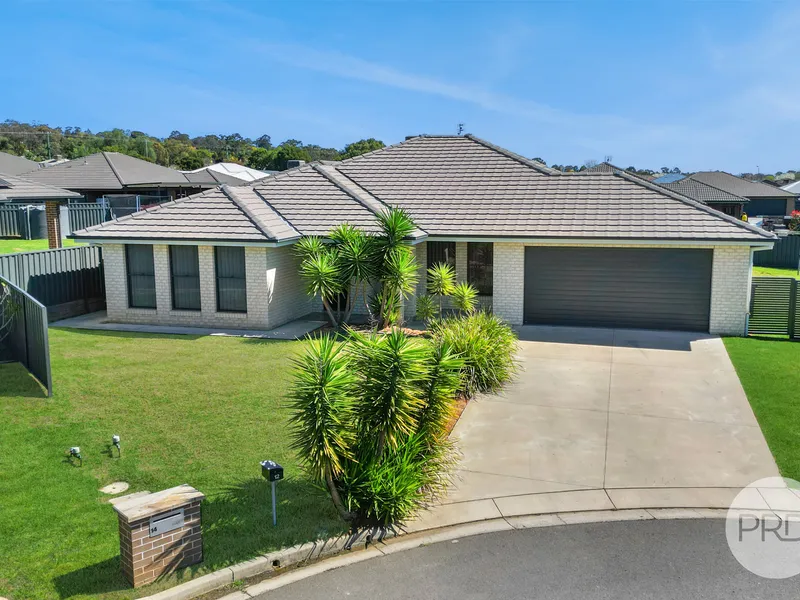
{"left": 330, "top": 224, "right": 377, "bottom": 322}
{"left": 417, "top": 341, "right": 464, "bottom": 442}
{"left": 427, "top": 262, "right": 456, "bottom": 318}
{"left": 378, "top": 246, "right": 419, "bottom": 328}
{"left": 451, "top": 281, "right": 479, "bottom": 314}
{"left": 294, "top": 235, "right": 326, "bottom": 261}
{"left": 300, "top": 250, "right": 343, "bottom": 327}
{"left": 415, "top": 294, "right": 436, "bottom": 323}
{"left": 287, "top": 337, "right": 356, "bottom": 520}
{"left": 348, "top": 328, "right": 428, "bottom": 457}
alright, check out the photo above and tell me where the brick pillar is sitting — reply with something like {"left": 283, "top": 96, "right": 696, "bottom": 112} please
{"left": 45, "top": 201, "right": 63, "bottom": 249}
{"left": 113, "top": 485, "right": 205, "bottom": 588}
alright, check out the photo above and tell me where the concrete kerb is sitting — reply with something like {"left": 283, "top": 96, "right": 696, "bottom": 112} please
{"left": 139, "top": 505, "right": 754, "bottom": 600}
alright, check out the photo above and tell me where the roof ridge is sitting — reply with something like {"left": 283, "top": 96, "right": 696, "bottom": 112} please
{"left": 613, "top": 169, "right": 774, "bottom": 240}
{"left": 221, "top": 185, "right": 300, "bottom": 242}
{"left": 311, "top": 163, "right": 389, "bottom": 215}
{"left": 101, "top": 152, "right": 127, "bottom": 186}
{"left": 464, "top": 135, "right": 559, "bottom": 175}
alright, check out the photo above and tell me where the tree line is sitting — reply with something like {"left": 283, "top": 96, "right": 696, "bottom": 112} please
{"left": 0, "top": 120, "right": 385, "bottom": 172}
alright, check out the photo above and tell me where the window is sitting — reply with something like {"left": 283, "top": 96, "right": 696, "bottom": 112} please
{"left": 215, "top": 246, "right": 247, "bottom": 312}
{"left": 467, "top": 242, "right": 493, "bottom": 296}
{"left": 427, "top": 241, "right": 455, "bottom": 269}
{"left": 126, "top": 245, "right": 156, "bottom": 309}
{"left": 170, "top": 246, "right": 201, "bottom": 311}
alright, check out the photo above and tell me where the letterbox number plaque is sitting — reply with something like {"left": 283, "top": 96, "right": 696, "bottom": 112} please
{"left": 149, "top": 508, "right": 185, "bottom": 537}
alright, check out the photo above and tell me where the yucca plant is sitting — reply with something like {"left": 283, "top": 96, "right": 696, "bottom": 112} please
{"left": 451, "top": 282, "right": 479, "bottom": 314}
{"left": 329, "top": 223, "right": 377, "bottom": 323}
{"left": 427, "top": 262, "right": 456, "bottom": 318}
{"left": 431, "top": 312, "right": 518, "bottom": 398}
{"left": 289, "top": 327, "right": 464, "bottom": 526}
{"left": 377, "top": 246, "right": 419, "bottom": 328}
{"left": 300, "top": 250, "right": 343, "bottom": 327}
{"left": 415, "top": 294, "right": 437, "bottom": 323}
{"left": 287, "top": 337, "right": 356, "bottom": 520}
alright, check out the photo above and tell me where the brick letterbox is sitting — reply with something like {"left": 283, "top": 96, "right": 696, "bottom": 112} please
{"left": 112, "top": 484, "right": 205, "bottom": 587}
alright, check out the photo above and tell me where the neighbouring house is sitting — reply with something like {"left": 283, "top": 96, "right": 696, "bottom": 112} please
{"left": 659, "top": 177, "right": 749, "bottom": 218}
{"left": 0, "top": 151, "right": 39, "bottom": 176}
{"left": 0, "top": 173, "right": 82, "bottom": 247}
{"left": 677, "top": 171, "right": 797, "bottom": 219}
{"left": 19, "top": 152, "right": 216, "bottom": 206}
{"left": 781, "top": 180, "right": 800, "bottom": 210}
{"left": 651, "top": 173, "right": 686, "bottom": 184}
{"left": 183, "top": 163, "right": 276, "bottom": 186}
{"left": 71, "top": 135, "right": 775, "bottom": 336}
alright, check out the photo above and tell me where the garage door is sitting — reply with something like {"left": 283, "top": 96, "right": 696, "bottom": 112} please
{"left": 523, "top": 247, "right": 713, "bottom": 331}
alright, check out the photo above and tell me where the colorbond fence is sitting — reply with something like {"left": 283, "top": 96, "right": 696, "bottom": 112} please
{"left": 753, "top": 234, "right": 800, "bottom": 270}
{"left": 0, "top": 245, "right": 105, "bottom": 321}
{"left": 67, "top": 203, "right": 111, "bottom": 232}
{"left": 1, "top": 274, "right": 52, "bottom": 396}
{"left": 748, "top": 276, "right": 800, "bottom": 339}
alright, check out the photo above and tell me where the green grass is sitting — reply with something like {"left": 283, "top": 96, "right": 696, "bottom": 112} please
{"left": 752, "top": 266, "right": 800, "bottom": 279}
{"left": 723, "top": 337, "right": 800, "bottom": 481}
{"left": 0, "top": 329, "right": 343, "bottom": 600}
{"left": 0, "top": 238, "right": 84, "bottom": 254}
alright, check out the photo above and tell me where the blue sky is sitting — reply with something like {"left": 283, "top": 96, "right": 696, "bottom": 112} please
{"left": 2, "top": 0, "right": 797, "bottom": 172}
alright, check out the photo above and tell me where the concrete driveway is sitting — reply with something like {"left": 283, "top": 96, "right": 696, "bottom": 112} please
{"left": 446, "top": 326, "right": 780, "bottom": 508}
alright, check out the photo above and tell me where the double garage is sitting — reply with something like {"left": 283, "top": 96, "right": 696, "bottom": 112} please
{"left": 522, "top": 247, "right": 713, "bottom": 332}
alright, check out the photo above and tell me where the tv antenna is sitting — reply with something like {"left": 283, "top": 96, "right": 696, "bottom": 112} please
{"left": 457, "top": 123, "right": 465, "bottom": 135}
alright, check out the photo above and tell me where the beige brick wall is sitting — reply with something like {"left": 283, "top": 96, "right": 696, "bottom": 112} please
{"left": 102, "top": 243, "right": 311, "bottom": 330}
{"left": 492, "top": 241, "right": 754, "bottom": 336}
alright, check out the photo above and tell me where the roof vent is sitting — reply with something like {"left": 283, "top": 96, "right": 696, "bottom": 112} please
{"left": 286, "top": 160, "right": 305, "bottom": 169}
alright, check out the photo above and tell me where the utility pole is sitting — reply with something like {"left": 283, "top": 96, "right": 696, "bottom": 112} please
{"left": 46, "top": 131, "right": 51, "bottom": 159}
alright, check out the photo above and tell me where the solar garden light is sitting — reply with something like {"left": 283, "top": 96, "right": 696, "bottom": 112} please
{"left": 112, "top": 434, "right": 121, "bottom": 457}
{"left": 68, "top": 446, "right": 82, "bottom": 466}
{"left": 260, "top": 460, "right": 284, "bottom": 526}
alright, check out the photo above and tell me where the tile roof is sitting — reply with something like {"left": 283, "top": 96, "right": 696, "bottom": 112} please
{"left": 0, "top": 151, "right": 39, "bottom": 176}
{"left": 686, "top": 171, "right": 796, "bottom": 199}
{"left": 184, "top": 164, "right": 275, "bottom": 186}
{"left": 72, "top": 135, "right": 774, "bottom": 244}
{"left": 660, "top": 178, "right": 747, "bottom": 204}
{"left": 19, "top": 152, "right": 215, "bottom": 190}
{"left": 0, "top": 172, "right": 82, "bottom": 202}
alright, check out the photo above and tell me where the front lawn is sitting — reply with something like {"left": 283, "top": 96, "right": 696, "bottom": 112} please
{"left": 0, "top": 329, "right": 343, "bottom": 600}
{"left": 724, "top": 337, "right": 800, "bottom": 481}
{"left": 752, "top": 266, "right": 800, "bottom": 279}
{"left": 0, "top": 238, "right": 84, "bottom": 254}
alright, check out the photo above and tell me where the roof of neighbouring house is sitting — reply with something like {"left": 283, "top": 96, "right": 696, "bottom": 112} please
{"left": 684, "top": 171, "right": 796, "bottom": 199}
{"left": 0, "top": 151, "right": 40, "bottom": 176}
{"left": 18, "top": 152, "right": 218, "bottom": 191}
{"left": 71, "top": 135, "right": 774, "bottom": 244}
{"left": 0, "top": 172, "right": 83, "bottom": 202}
{"left": 781, "top": 180, "right": 800, "bottom": 194}
{"left": 660, "top": 177, "right": 748, "bottom": 205}
{"left": 184, "top": 163, "right": 276, "bottom": 185}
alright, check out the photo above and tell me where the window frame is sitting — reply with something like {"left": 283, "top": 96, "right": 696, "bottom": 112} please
{"left": 169, "top": 245, "right": 201, "bottom": 311}
{"left": 467, "top": 242, "right": 493, "bottom": 296}
{"left": 214, "top": 246, "right": 247, "bottom": 313}
{"left": 427, "top": 241, "right": 456, "bottom": 270}
{"left": 125, "top": 244, "right": 157, "bottom": 309}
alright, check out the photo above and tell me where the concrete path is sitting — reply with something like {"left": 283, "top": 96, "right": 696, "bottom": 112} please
{"left": 50, "top": 311, "right": 326, "bottom": 340}
{"left": 411, "top": 325, "right": 781, "bottom": 531}
{"left": 250, "top": 520, "right": 799, "bottom": 599}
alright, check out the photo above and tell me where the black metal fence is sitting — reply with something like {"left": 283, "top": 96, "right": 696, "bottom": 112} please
{"left": 1, "top": 275, "right": 52, "bottom": 396}
{"left": 753, "top": 234, "right": 800, "bottom": 270}
{"left": 748, "top": 276, "right": 800, "bottom": 338}
{"left": 0, "top": 246, "right": 105, "bottom": 321}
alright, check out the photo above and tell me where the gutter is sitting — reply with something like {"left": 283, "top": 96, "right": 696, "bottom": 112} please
{"left": 424, "top": 235, "right": 775, "bottom": 248}
{"left": 68, "top": 237, "right": 299, "bottom": 248}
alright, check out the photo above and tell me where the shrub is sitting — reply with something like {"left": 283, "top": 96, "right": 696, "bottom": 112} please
{"left": 431, "top": 312, "right": 518, "bottom": 398}
{"left": 415, "top": 295, "right": 436, "bottom": 322}
{"left": 427, "top": 262, "right": 455, "bottom": 318}
{"left": 451, "top": 282, "right": 478, "bottom": 314}
{"left": 289, "top": 328, "right": 463, "bottom": 526}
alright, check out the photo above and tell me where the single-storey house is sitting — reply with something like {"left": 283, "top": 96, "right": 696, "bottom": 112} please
{"left": 659, "top": 177, "right": 748, "bottom": 218}
{"left": 678, "top": 171, "right": 797, "bottom": 218}
{"left": 19, "top": 152, "right": 215, "bottom": 204}
{"left": 1, "top": 172, "right": 82, "bottom": 247}
{"left": 71, "top": 135, "right": 775, "bottom": 336}
{"left": 183, "top": 163, "right": 276, "bottom": 186}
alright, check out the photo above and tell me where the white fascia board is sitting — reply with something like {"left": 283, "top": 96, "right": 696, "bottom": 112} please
{"left": 73, "top": 238, "right": 297, "bottom": 248}
{"left": 425, "top": 236, "right": 775, "bottom": 249}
